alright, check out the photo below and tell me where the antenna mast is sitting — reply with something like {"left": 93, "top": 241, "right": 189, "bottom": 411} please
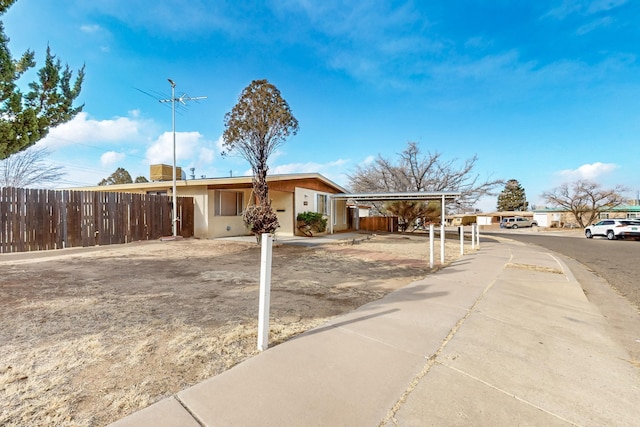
{"left": 159, "top": 79, "right": 207, "bottom": 237}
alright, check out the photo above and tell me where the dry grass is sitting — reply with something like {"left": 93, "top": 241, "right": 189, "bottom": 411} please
{"left": 0, "top": 234, "right": 466, "bottom": 426}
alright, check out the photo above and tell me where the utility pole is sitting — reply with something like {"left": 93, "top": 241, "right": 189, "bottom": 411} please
{"left": 159, "top": 79, "right": 206, "bottom": 237}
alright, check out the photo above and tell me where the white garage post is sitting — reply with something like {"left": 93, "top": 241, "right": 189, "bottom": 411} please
{"left": 429, "top": 224, "right": 434, "bottom": 268}
{"left": 257, "top": 233, "right": 273, "bottom": 351}
{"left": 459, "top": 225, "right": 464, "bottom": 255}
{"left": 440, "top": 195, "right": 445, "bottom": 264}
{"left": 471, "top": 224, "right": 476, "bottom": 250}
{"left": 329, "top": 196, "right": 334, "bottom": 235}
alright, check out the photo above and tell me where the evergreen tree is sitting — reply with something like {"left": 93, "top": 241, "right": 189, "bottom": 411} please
{"left": 497, "top": 179, "right": 528, "bottom": 211}
{"left": 98, "top": 167, "right": 133, "bottom": 185}
{"left": 0, "top": 1, "right": 85, "bottom": 159}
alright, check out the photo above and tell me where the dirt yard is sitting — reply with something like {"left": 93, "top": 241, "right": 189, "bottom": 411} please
{"left": 0, "top": 233, "right": 465, "bottom": 426}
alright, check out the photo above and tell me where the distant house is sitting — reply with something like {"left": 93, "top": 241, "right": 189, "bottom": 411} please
{"left": 533, "top": 205, "right": 640, "bottom": 228}
{"left": 466, "top": 211, "right": 535, "bottom": 228}
{"left": 71, "top": 171, "right": 352, "bottom": 239}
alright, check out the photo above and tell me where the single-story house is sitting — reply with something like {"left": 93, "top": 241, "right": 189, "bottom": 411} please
{"left": 450, "top": 212, "right": 535, "bottom": 228}
{"left": 533, "top": 205, "right": 640, "bottom": 228}
{"left": 72, "top": 171, "right": 352, "bottom": 239}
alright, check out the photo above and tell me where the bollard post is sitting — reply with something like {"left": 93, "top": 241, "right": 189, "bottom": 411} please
{"left": 459, "top": 225, "right": 464, "bottom": 255}
{"left": 476, "top": 223, "right": 481, "bottom": 248}
{"left": 257, "top": 233, "right": 273, "bottom": 351}
{"left": 429, "top": 224, "right": 434, "bottom": 268}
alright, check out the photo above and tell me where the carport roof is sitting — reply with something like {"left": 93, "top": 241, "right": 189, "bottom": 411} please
{"left": 330, "top": 191, "right": 461, "bottom": 202}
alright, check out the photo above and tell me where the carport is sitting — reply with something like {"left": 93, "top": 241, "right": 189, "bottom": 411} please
{"left": 329, "top": 191, "right": 463, "bottom": 266}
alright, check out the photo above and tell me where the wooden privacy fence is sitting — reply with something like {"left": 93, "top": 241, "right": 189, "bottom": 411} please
{"left": 359, "top": 216, "right": 399, "bottom": 232}
{"left": 0, "top": 187, "right": 194, "bottom": 253}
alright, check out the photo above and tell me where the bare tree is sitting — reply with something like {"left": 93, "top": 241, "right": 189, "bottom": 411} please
{"left": 223, "top": 79, "right": 299, "bottom": 240}
{"left": 348, "top": 142, "right": 501, "bottom": 229}
{"left": 0, "top": 146, "right": 64, "bottom": 188}
{"left": 542, "top": 180, "right": 627, "bottom": 227}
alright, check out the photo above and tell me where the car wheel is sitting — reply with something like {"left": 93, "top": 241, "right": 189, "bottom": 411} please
{"left": 512, "top": 224, "right": 518, "bottom": 229}
{"left": 585, "top": 230, "right": 593, "bottom": 239}
{"left": 606, "top": 230, "right": 616, "bottom": 240}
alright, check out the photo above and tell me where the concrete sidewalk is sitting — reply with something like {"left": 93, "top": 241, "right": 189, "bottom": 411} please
{"left": 110, "top": 239, "right": 640, "bottom": 426}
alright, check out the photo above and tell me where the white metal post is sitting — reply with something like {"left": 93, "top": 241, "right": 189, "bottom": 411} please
{"left": 329, "top": 196, "right": 334, "bottom": 234}
{"left": 159, "top": 79, "right": 206, "bottom": 237}
{"left": 471, "top": 224, "right": 476, "bottom": 250}
{"left": 258, "top": 234, "right": 273, "bottom": 351}
{"left": 429, "top": 223, "right": 434, "bottom": 268}
{"left": 440, "top": 194, "right": 445, "bottom": 264}
{"left": 459, "top": 225, "right": 464, "bottom": 255}
{"left": 476, "top": 223, "right": 480, "bottom": 248}
{"left": 170, "top": 79, "right": 177, "bottom": 237}
{"left": 440, "top": 224, "right": 445, "bottom": 264}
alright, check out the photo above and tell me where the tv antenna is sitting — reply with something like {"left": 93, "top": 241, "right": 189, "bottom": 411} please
{"left": 159, "top": 79, "right": 207, "bottom": 237}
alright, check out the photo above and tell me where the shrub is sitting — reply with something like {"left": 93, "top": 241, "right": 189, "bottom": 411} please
{"left": 296, "top": 211, "right": 327, "bottom": 236}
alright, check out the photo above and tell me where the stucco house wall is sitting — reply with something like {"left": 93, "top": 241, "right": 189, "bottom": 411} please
{"left": 332, "top": 199, "right": 349, "bottom": 232}
{"left": 272, "top": 191, "right": 294, "bottom": 236}
{"left": 69, "top": 173, "right": 349, "bottom": 239}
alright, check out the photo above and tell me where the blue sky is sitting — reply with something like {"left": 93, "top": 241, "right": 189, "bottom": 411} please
{"left": 3, "top": 0, "right": 639, "bottom": 211}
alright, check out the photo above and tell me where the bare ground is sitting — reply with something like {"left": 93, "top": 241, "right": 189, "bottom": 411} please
{"left": 0, "top": 234, "right": 464, "bottom": 426}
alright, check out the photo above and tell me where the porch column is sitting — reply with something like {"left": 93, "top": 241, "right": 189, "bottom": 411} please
{"left": 329, "top": 196, "right": 334, "bottom": 234}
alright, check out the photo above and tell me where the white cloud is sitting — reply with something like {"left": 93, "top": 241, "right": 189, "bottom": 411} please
{"left": 544, "top": 0, "right": 627, "bottom": 20}
{"left": 586, "top": 0, "right": 628, "bottom": 14}
{"left": 198, "top": 147, "right": 215, "bottom": 164}
{"left": 80, "top": 24, "right": 102, "bottom": 33}
{"left": 40, "top": 112, "right": 148, "bottom": 149}
{"left": 267, "top": 159, "right": 350, "bottom": 187}
{"left": 362, "top": 155, "right": 376, "bottom": 164}
{"left": 100, "top": 151, "right": 125, "bottom": 166}
{"left": 87, "top": 2, "right": 233, "bottom": 34}
{"left": 558, "top": 162, "right": 618, "bottom": 180}
{"left": 145, "top": 131, "right": 216, "bottom": 166}
{"left": 270, "top": 159, "right": 347, "bottom": 174}
{"left": 576, "top": 16, "right": 613, "bottom": 35}
{"left": 215, "top": 135, "right": 226, "bottom": 153}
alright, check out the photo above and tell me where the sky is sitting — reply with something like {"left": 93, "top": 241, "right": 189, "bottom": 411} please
{"left": 2, "top": 0, "right": 640, "bottom": 211}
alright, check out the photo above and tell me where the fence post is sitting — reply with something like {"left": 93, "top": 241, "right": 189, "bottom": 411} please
{"left": 258, "top": 233, "right": 273, "bottom": 351}
{"left": 459, "top": 225, "right": 464, "bottom": 255}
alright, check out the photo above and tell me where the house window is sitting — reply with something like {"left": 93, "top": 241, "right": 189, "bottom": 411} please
{"left": 216, "top": 191, "right": 244, "bottom": 216}
{"left": 599, "top": 212, "right": 610, "bottom": 219}
{"left": 317, "top": 194, "right": 328, "bottom": 215}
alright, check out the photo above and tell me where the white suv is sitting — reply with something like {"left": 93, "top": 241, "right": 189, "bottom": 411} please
{"left": 585, "top": 219, "right": 640, "bottom": 240}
